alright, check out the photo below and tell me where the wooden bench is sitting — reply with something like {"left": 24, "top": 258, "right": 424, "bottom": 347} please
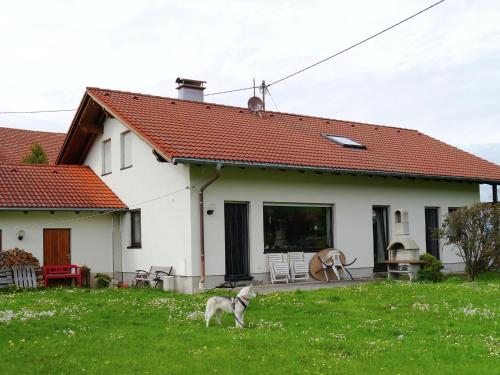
{"left": 43, "top": 265, "right": 82, "bottom": 287}
{"left": 132, "top": 266, "right": 173, "bottom": 288}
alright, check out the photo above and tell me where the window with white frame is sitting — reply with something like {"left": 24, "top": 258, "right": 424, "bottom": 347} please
{"left": 102, "top": 139, "right": 112, "bottom": 175}
{"left": 121, "top": 131, "right": 132, "bottom": 169}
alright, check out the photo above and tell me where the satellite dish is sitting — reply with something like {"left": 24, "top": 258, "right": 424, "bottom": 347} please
{"left": 248, "top": 96, "right": 264, "bottom": 113}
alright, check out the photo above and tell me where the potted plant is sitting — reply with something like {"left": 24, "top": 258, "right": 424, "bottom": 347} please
{"left": 94, "top": 273, "right": 112, "bottom": 288}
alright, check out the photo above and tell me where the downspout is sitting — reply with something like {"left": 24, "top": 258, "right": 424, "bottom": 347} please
{"left": 198, "top": 163, "right": 222, "bottom": 291}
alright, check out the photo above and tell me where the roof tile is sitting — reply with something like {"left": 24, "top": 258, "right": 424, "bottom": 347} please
{"left": 0, "top": 164, "right": 127, "bottom": 210}
{"left": 77, "top": 88, "right": 500, "bottom": 183}
{"left": 0, "top": 127, "right": 65, "bottom": 164}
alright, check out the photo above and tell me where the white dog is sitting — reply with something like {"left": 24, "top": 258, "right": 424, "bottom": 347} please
{"left": 205, "top": 285, "right": 256, "bottom": 328}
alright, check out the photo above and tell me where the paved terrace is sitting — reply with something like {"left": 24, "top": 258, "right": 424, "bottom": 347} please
{"left": 214, "top": 277, "right": 381, "bottom": 295}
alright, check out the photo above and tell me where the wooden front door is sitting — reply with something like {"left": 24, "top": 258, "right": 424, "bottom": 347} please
{"left": 43, "top": 229, "right": 71, "bottom": 265}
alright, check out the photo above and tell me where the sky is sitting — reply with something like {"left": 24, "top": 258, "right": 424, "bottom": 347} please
{"left": 0, "top": 0, "right": 498, "bottom": 198}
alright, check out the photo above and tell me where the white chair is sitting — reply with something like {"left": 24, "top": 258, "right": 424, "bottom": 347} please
{"left": 288, "top": 252, "right": 309, "bottom": 282}
{"left": 268, "top": 253, "right": 290, "bottom": 284}
{"left": 320, "top": 250, "right": 349, "bottom": 281}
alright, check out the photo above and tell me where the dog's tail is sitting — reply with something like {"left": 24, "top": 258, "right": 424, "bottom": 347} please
{"left": 204, "top": 299, "right": 213, "bottom": 327}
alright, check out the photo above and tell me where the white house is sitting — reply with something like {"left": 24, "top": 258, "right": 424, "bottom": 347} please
{"left": 42, "top": 79, "right": 499, "bottom": 293}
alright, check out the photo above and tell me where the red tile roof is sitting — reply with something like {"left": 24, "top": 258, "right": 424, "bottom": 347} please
{"left": 61, "top": 87, "right": 500, "bottom": 183}
{"left": 0, "top": 127, "right": 65, "bottom": 164}
{"left": 0, "top": 164, "right": 126, "bottom": 210}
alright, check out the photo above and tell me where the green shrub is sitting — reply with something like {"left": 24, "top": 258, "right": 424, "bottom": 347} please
{"left": 94, "top": 273, "right": 112, "bottom": 288}
{"left": 418, "top": 253, "right": 444, "bottom": 282}
{"left": 439, "top": 203, "right": 499, "bottom": 280}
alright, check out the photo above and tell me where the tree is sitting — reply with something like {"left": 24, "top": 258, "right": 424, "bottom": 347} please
{"left": 439, "top": 203, "right": 499, "bottom": 281}
{"left": 22, "top": 143, "right": 49, "bottom": 164}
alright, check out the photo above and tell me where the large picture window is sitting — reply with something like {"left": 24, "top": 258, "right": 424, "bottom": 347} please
{"left": 263, "top": 205, "right": 333, "bottom": 253}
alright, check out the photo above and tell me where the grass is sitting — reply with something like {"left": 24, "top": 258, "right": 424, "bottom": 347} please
{"left": 0, "top": 274, "right": 499, "bottom": 375}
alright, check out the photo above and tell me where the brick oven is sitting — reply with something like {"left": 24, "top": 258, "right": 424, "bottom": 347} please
{"left": 385, "top": 209, "right": 423, "bottom": 281}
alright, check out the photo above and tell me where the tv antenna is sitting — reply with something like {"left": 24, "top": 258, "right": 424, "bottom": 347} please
{"left": 247, "top": 79, "right": 266, "bottom": 114}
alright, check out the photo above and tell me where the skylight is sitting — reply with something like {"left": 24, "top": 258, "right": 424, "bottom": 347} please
{"left": 323, "top": 134, "right": 366, "bottom": 149}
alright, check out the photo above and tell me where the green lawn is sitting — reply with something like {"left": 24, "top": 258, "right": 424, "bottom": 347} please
{"left": 1, "top": 275, "right": 499, "bottom": 375}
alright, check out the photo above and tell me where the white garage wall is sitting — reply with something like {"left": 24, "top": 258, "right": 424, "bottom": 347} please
{"left": 0, "top": 211, "right": 113, "bottom": 273}
{"left": 190, "top": 165, "right": 479, "bottom": 279}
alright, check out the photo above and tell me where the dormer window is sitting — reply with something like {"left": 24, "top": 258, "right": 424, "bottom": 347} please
{"left": 323, "top": 134, "right": 366, "bottom": 149}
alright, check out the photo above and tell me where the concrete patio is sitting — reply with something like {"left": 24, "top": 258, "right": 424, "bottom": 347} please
{"left": 216, "top": 277, "right": 381, "bottom": 295}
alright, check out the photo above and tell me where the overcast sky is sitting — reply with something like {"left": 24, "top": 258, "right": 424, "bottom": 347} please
{"left": 0, "top": 0, "right": 498, "bottom": 197}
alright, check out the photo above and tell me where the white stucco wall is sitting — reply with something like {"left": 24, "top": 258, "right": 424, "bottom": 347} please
{"left": 0, "top": 211, "right": 113, "bottom": 272}
{"left": 84, "top": 117, "right": 193, "bottom": 275}
{"left": 190, "top": 166, "right": 479, "bottom": 279}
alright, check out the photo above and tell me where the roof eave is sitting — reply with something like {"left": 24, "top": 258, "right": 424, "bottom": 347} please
{"left": 86, "top": 91, "right": 174, "bottom": 163}
{"left": 172, "top": 157, "right": 500, "bottom": 185}
{"left": 0, "top": 207, "right": 128, "bottom": 212}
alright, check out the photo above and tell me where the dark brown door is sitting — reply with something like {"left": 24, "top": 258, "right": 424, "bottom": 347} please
{"left": 224, "top": 203, "right": 252, "bottom": 282}
{"left": 43, "top": 229, "right": 71, "bottom": 265}
{"left": 425, "top": 208, "right": 440, "bottom": 260}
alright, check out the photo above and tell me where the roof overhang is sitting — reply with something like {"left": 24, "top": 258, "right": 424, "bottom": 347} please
{"left": 56, "top": 93, "right": 107, "bottom": 164}
{"left": 172, "top": 157, "right": 500, "bottom": 185}
{"left": 0, "top": 207, "right": 128, "bottom": 212}
{"left": 57, "top": 91, "right": 172, "bottom": 165}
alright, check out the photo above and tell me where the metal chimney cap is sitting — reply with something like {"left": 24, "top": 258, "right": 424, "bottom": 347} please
{"left": 175, "top": 77, "right": 206, "bottom": 90}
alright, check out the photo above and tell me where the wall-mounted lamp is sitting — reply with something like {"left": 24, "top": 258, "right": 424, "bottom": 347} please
{"left": 17, "top": 230, "right": 25, "bottom": 241}
{"left": 206, "top": 204, "right": 216, "bottom": 216}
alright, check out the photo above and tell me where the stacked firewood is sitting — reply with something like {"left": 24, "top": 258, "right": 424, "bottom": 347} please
{"left": 0, "top": 248, "right": 44, "bottom": 286}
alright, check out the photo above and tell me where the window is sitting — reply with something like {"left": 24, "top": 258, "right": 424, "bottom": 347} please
{"left": 130, "top": 210, "right": 142, "bottom": 248}
{"left": 121, "top": 131, "right": 132, "bottom": 169}
{"left": 102, "top": 139, "right": 112, "bottom": 175}
{"left": 323, "top": 134, "right": 366, "bottom": 149}
{"left": 263, "top": 205, "right": 333, "bottom": 253}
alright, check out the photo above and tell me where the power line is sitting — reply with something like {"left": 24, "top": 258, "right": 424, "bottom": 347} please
{"left": 266, "top": 88, "right": 280, "bottom": 112}
{"left": 205, "top": 85, "right": 255, "bottom": 97}
{"left": 0, "top": 2, "right": 446, "bottom": 110}
{"left": 0, "top": 184, "right": 197, "bottom": 232}
{"left": 204, "top": 0, "right": 446, "bottom": 96}
{"left": 268, "top": 0, "right": 445, "bottom": 87}
{"left": 0, "top": 109, "right": 77, "bottom": 115}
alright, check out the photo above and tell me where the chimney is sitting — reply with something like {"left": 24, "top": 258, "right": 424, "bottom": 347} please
{"left": 175, "top": 77, "right": 206, "bottom": 102}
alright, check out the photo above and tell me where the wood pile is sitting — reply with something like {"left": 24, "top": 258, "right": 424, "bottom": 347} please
{"left": 0, "top": 248, "right": 43, "bottom": 286}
